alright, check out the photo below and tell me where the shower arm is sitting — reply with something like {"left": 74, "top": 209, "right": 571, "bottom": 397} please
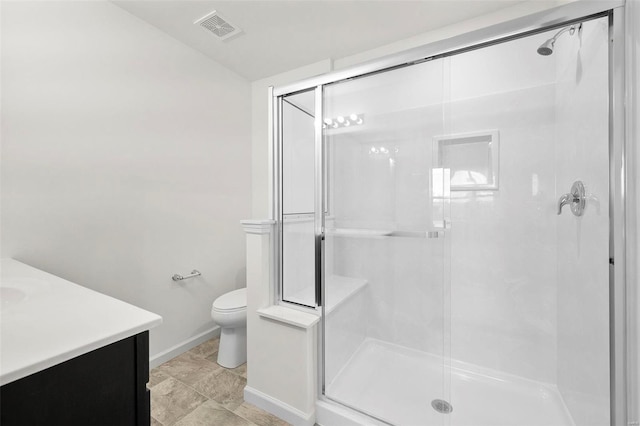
{"left": 551, "top": 26, "right": 573, "bottom": 42}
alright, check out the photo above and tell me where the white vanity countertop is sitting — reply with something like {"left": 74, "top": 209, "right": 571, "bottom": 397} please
{"left": 0, "top": 258, "right": 163, "bottom": 386}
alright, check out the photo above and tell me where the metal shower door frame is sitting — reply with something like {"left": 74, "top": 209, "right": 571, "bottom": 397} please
{"left": 269, "top": 1, "right": 631, "bottom": 424}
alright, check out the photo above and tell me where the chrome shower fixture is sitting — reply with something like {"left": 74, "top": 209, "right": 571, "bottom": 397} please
{"left": 537, "top": 24, "right": 581, "bottom": 56}
{"left": 557, "top": 181, "right": 586, "bottom": 216}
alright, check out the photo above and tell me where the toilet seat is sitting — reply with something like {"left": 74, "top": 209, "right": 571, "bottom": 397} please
{"left": 212, "top": 288, "right": 246, "bottom": 312}
{"left": 212, "top": 305, "right": 245, "bottom": 314}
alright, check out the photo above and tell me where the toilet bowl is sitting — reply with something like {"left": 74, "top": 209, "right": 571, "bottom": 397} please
{"left": 211, "top": 288, "right": 247, "bottom": 368}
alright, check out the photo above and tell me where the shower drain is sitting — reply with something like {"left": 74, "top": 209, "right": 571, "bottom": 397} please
{"left": 431, "top": 399, "right": 453, "bottom": 414}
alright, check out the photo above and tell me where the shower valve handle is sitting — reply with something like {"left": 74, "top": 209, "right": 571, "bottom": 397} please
{"left": 557, "top": 181, "right": 586, "bottom": 216}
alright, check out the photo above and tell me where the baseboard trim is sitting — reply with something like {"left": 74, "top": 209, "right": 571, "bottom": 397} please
{"left": 149, "top": 326, "right": 220, "bottom": 369}
{"left": 244, "top": 386, "right": 315, "bottom": 426}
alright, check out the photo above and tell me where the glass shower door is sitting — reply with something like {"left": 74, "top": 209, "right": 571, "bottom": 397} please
{"left": 441, "top": 16, "right": 611, "bottom": 426}
{"left": 321, "top": 59, "right": 451, "bottom": 425}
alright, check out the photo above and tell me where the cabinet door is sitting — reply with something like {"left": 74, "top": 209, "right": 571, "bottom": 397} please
{"left": 0, "top": 332, "right": 150, "bottom": 426}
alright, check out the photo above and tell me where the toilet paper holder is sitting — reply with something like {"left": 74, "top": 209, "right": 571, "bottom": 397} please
{"left": 172, "top": 270, "right": 201, "bottom": 281}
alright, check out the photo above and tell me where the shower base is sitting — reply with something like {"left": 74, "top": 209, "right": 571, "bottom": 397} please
{"left": 324, "top": 339, "right": 574, "bottom": 426}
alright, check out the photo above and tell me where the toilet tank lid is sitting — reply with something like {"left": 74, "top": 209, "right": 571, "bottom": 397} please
{"left": 213, "top": 288, "right": 246, "bottom": 310}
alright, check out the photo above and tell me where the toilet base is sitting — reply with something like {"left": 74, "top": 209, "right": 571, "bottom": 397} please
{"left": 217, "top": 326, "right": 247, "bottom": 368}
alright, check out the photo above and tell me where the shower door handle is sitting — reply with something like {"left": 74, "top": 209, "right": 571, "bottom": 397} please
{"left": 557, "top": 181, "right": 586, "bottom": 216}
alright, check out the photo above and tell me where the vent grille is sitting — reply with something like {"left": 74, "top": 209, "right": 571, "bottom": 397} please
{"left": 194, "top": 11, "right": 242, "bottom": 41}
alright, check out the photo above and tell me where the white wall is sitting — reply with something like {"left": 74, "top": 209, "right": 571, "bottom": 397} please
{"left": 332, "top": 1, "right": 572, "bottom": 71}
{"left": 0, "top": 1, "right": 252, "bottom": 359}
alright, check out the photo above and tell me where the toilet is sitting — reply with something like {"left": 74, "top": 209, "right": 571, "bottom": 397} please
{"left": 211, "top": 288, "right": 247, "bottom": 368}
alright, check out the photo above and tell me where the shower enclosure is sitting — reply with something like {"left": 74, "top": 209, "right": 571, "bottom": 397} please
{"left": 272, "top": 4, "right": 627, "bottom": 426}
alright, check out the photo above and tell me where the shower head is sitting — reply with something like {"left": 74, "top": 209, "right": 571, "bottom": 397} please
{"left": 537, "top": 24, "right": 579, "bottom": 56}
{"left": 537, "top": 39, "right": 555, "bottom": 56}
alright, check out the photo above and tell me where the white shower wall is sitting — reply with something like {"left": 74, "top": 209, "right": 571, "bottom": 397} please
{"left": 0, "top": 1, "right": 251, "bottom": 359}
{"left": 328, "top": 29, "right": 561, "bottom": 385}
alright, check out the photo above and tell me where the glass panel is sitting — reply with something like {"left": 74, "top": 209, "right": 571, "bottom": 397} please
{"left": 322, "top": 59, "right": 450, "bottom": 425}
{"left": 554, "top": 16, "right": 610, "bottom": 425}
{"left": 281, "top": 90, "right": 316, "bottom": 306}
{"left": 443, "top": 16, "right": 610, "bottom": 426}
{"left": 281, "top": 214, "right": 315, "bottom": 305}
{"left": 282, "top": 91, "right": 315, "bottom": 215}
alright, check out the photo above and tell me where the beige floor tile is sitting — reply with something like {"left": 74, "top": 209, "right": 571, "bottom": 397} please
{"left": 174, "top": 400, "right": 253, "bottom": 426}
{"left": 191, "top": 369, "right": 247, "bottom": 410}
{"left": 189, "top": 338, "right": 220, "bottom": 359}
{"left": 149, "top": 369, "right": 171, "bottom": 388}
{"left": 157, "top": 351, "right": 221, "bottom": 386}
{"left": 151, "top": 415, "right": 164, "bottom": 426}
{"left": 150, "top": 377, "right": 207, "bottom": 426}
{"left": 203, "top": 353, "right": 247, "bottom": 378}
{"left": 229, "top": 363, "right": 247, "bottom": 378}
{"left": 204, "top": 351, "right": 219, "bottom": 365}
{"left": 234, "top": 402, "right": 291, "bottom": 426}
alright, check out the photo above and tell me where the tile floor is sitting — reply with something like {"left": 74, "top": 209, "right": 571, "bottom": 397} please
{"left": 149, "top": 337, "right": 290, "bottom": 426}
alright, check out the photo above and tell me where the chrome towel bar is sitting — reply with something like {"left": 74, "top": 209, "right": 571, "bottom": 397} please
{"left": 172, "top": 270, "right": 201, "bottom": 281}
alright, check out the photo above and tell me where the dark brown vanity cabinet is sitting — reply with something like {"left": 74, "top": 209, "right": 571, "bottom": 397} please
{"left": 0, "top": 331, "right": 151, "bottom": 426}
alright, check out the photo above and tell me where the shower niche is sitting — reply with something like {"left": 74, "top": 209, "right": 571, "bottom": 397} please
{"left": 434, "top": 130, "right": 499, "bottom": 191}
{"left": 274, "top": 13, "right": 613, "bottom": 426}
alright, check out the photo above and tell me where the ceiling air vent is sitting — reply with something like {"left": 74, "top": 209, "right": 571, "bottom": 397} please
{"left": 194, "top": 10, "right": 242, "bottom": 41}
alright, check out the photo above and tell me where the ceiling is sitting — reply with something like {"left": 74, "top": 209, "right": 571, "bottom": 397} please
{"left": 112, "top": 1, "right": 529, "bottom": 81}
